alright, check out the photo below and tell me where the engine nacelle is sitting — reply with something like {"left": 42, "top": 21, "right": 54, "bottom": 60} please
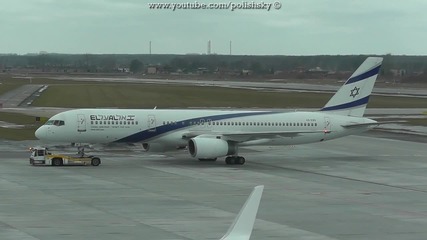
{"left": 188, "top": 137, "right": 237, "bottom": 159}
{"left": 142, "top": 142, "right": 178, "bottom": 152}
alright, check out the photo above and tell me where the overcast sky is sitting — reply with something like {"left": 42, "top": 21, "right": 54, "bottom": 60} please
{"left": 1, "top": 0, "right": 426, "bottom": 55}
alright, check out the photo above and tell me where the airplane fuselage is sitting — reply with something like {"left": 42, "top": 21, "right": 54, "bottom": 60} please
{"left": 36, "top": 108, "right": 375, "bottom": 147}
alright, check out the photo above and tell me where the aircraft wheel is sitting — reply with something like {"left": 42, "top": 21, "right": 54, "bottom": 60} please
{"left": 225, "top": 156, "right": 245, "bottom": 165}
{"left": 91, "top": 157, "right": 101, "bottom": 166}
{"left": 225, "top": 157, "right": 236, "bottom": 165}
{"left": 52, "top": 158, "right": 63, "bottom": 166}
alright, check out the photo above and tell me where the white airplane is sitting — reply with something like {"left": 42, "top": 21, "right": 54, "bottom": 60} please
{"left": 36, "top": 57, "right": 383, "bottom": 165}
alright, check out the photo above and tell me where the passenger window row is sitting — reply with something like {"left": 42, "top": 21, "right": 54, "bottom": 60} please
{"left": 162, "top": 121, "right": 318, "bottom": 127}
{"left": 91, "top": 121, "right": 138, "bottom": 125}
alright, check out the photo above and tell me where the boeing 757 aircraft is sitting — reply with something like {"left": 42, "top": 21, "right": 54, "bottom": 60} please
{"left": 36, "top": 57, "right": 383, "bottom": 165}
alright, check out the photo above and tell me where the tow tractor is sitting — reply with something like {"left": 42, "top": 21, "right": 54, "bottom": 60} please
{"left": 29, "top": 147, "right": 101, "bottom": 166}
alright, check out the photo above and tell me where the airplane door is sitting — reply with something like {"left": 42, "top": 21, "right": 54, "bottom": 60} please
{"left": 206, "top": 119, "right": 213, "bottom": 130}
{"left": 47, "top": 126, "right": 53, "bottom": 137}
{"left": 195, "top": 119, "right": 212, "bottom": 131}
{"left": 324, "top": 117, "right": 331, "bottom": 133}
{"left": 77, "top": 114, "right": 86, "bottom": 132}
{"left": 148, "top": 115, "right": 156, "bottom": 132}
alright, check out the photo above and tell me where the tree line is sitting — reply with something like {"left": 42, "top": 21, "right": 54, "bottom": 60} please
{"left": 1, "top": 54, "right": 427, "bottom": 76}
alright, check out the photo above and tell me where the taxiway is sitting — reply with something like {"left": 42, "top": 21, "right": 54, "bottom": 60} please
{"left": 1, "top": 134, "right": 427, "bottom": 240}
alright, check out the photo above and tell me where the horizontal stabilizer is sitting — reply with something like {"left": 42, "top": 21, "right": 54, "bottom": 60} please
{"left": 341, "top": 120, "right": 406, "bottom": 128}
{"left": 220, "top": 185, "right": 264, "bottom": 240}
{"left": 341, "top": 122, "right": 380, "bottom": 128}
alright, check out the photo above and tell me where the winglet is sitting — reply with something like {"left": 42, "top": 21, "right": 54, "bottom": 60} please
{"left": 220, "top": 185, "right": 264, "bottom": 240}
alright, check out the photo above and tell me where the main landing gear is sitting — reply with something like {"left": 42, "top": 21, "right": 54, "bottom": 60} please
{"left": 225, "top": 156, "right": 245, "bottom": 165}
{"left": 198, "top": 157, "right": 246, "bottom": 165}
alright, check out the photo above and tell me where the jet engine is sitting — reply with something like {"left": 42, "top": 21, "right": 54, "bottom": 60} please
{"left": 188, "top": 137, "right": 237, "bottom": 159}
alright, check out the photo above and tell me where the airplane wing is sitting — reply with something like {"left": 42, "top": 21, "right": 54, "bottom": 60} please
{"left": 182, "top": 130, "right": 328, "bottom": 142}
{"left": 220, "top": 185, "right": 264, "bottom": 240}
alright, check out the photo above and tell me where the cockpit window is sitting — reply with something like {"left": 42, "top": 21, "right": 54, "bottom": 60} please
{"left": 45, "top": 120, "right": 65, "bottom": 126}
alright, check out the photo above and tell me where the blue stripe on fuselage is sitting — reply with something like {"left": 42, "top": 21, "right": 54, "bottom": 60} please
{"left": 115, "top": 111, "right": 278, "bottom": 143}
{"left": 345, "top": 65, "right": 381, "bottom": 85}
{"left": 320, "top": 96, "right": 370, "bottom": 111}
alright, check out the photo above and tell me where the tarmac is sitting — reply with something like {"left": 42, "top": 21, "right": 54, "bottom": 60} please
{"left": 1, "top": 134, "right": 427, "bottom": 240}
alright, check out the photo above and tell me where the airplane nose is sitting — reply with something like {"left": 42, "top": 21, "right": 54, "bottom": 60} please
{"left": 35, "top": 126, "right": 45, "bottom": 140}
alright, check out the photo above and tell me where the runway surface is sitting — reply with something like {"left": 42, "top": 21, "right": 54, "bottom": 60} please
{"left": 1, "top": 134, "right": 427, "bottom": 240}
{"left": 0, "top": 85, "right": 44, "bottom": 108}
{"left": 50, "top": 76, "right": 427, "bottom": 98}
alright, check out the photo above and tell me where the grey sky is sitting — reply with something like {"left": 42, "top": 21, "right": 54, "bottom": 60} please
{"left": 1, "top": 0, "right": 426, "bottom": 55}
